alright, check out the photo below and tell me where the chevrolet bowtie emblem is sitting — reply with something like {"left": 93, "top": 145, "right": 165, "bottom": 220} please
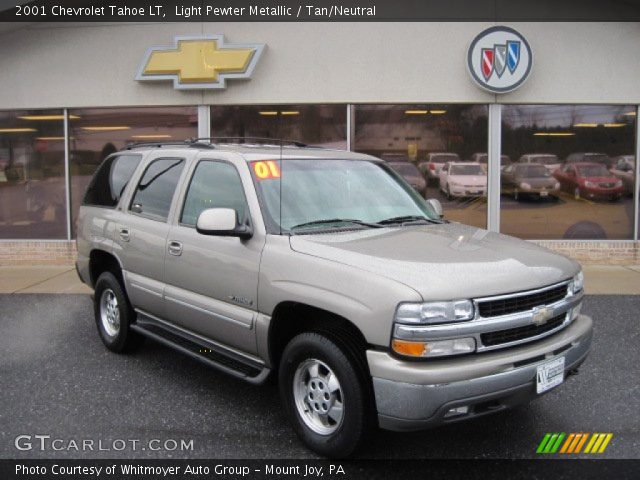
{"left": 532, "top": 306, "right": 554, "bottom": 326}
{"left": 136, "top": 35, "right": 265, "bottom": 89}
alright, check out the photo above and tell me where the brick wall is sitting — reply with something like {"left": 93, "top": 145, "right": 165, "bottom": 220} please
{"left": 0, "top": 241, "right": 78, "bottom": 266}
{"left": 0, "top": 240, "right": 638, "bottom": 266}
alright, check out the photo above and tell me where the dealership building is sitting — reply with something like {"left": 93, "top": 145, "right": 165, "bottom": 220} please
{"left": 0, "top": 17, "right": 638, "bottom": 265}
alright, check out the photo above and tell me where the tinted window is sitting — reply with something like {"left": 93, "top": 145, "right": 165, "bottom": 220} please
{"left": 181, "top": 161, "right": 247, "bottom": 226}
{"left": 450, "top": 164, "right": 484, "bottom": 175}
{"left": 83, "top": 155, "right": 142, "bottom": 207}
{"left": 130, "top": 158, "right": 184, "bottom": 221}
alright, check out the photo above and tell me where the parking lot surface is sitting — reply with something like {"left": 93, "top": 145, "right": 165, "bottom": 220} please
{"left": 1, "top": 294, "right": 638, "bottom": 459}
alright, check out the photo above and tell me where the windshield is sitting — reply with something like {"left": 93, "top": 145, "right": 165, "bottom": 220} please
{"left": 450, "top": 164, "right": 484, "bottom": 175}
{"left": 578, "top": 165, "right": 610, "bottom": 177}
{"left": 517, "top": 165, "right": 551, "bottom": 177}
{"left": 388, "top": 162, "right": 421, "bottom": 176}
{"left": 583, "top": 154, "right": 609, "bottom": 164}
{"left": 431, "top": 154, "right": 459, "bottom": 163}
{"left": 250, "top": 159, "right": 438, "bottom": 233}
{"left": 531, "top": 155, "right": 559, "bottom": 165}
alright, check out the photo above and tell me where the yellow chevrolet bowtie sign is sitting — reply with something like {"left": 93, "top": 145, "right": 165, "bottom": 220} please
{"left": 136, "top": 35, "right": 265, "bottom": 89}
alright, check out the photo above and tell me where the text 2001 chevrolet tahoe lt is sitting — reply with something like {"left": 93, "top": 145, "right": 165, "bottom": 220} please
{"left": 76, "top": 141, "right": 592, "bottom": 458}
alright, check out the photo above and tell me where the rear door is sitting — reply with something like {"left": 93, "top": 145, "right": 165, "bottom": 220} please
{"left": 163, "top": 155, "right": 264, "bottom": 354}
{"left": 116, "top": 152, "right": 189, "bottom": 317}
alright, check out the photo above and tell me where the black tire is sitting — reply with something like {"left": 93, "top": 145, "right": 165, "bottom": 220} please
{"left": 279, "top": 332, "right": 374, "bottom": 458}
{"left": 93, "top": 271, "right": 143, "bottom": 353}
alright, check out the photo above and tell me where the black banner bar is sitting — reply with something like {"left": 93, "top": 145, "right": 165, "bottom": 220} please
{"left": 2, "top": 459, "right": 640, "bottom": 480}
{"left": 2, "top": 0, "right": 640, "bottom": 22}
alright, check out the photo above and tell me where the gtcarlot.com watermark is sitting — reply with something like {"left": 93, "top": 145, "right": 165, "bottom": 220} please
{"left": 14, "top": 435, "right": 194, "bottom": 452}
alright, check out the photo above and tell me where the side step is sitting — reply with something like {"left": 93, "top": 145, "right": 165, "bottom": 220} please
{"left": 131, "top": 311, "right": 270, "bottom": 385}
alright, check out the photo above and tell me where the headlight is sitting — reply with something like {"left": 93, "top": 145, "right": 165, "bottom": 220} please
{"left": 395, "top": 300, "right": 474, "bottom": 325}
{"left": 615, "top": 180, "right": 623, "bottom": 187}
{"left": 520, "top": 182, "right": 531, "bottom": 190}
{"left": 569, "top": 271, "right": 584, "bottom": 294}
{"left": 554, "top": 182, "right": 560, "bottom": 189}
{"left": 584, "top": 181, "right": 596, "bottom": 188}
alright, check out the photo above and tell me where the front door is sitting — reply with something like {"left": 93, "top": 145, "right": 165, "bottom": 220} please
{"left": 163, "top": 159, "right": 263, "bottom": 355}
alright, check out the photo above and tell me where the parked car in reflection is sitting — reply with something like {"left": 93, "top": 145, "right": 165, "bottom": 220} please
{"left": 517, "top": 154, "right": 562, "bottom": 173}
{"left": 553, "top": 162, "right": 623, "bottom": 201}
{"left": 418, "top": 152, "right": 460, "bottom": 183}
{"left": 609, "top": 155, "right": 635, "bottom": 196}
{"left": 501, "top": 163, "right": 560, "bottom": 200}
{"left": 387, "top": 161, "right": 427, "bottom": 197}
{"left": 565, "top": 152, "right": 614, "bottom": 170}
{"left": 438, "top": 162, "right": 487, "bottom": 200}
{"left": 470, "top": 153, "right": 512, "bottom": 172}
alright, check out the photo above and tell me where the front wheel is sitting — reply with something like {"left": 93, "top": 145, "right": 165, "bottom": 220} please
{"left": 279, "top": 332, "right": 373, "bottom": 458}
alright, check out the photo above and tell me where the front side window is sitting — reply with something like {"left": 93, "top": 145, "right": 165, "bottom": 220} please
{"left": 130, "top": 158, "right": 184, "bottom": 221}
{"left": 181, "top": 160, "right": 248, "bottom": 226}
{"left": 250, "top": 159, "right": 438, "bottom": 233}
{"left": 83, "top": 154, "right": 142, "bottom": 207}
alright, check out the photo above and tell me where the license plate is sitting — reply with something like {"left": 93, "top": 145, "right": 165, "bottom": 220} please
{"left": 540, "top": 191, "right": 548, "bottom": 197}
{"left": 536, "top": 357, "right": 565, "bottom": 394}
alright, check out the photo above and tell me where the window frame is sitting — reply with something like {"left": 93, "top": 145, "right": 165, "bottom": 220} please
{"left": 82, "top": 153, "right": 143, "bottom": 209}
{"left": 128, "top": 156, "right": 186, "bottom": 223}
{"left": 177, "top": 158, "right": 252, "bottom": 229}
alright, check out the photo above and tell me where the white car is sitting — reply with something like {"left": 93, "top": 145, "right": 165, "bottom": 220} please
{"left": 439, "top": 162, "right": 487, "bottom": 199}
{"left": 419, "top": 152, "right": 460, "bottom": 183}
{"left": 518, "top": 154, "right": 562, "bottom": 173}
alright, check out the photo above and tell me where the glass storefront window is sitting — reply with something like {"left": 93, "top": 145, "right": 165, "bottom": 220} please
{"left": 0, "top": 110, "right": 66, "bottom": 239}
{"left": 210, "top": 105, "right": 347, "bottom": 148}
{"left": 353, "top": 105, "right": 488, "bottom": 229}
{"left": 501, "top": 105, "right": 636, "bottom": 239}
{"left": 68, "top": 107, "right": 198, "bottom": 234}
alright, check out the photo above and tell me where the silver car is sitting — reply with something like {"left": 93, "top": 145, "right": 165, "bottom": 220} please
{"left": 76, "top": 140, "right": 592, "bottom": 458}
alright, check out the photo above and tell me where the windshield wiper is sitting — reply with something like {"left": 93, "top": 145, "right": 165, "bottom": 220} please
{"left": 290, "top": 218, "right": 383, "bottom": 231}
{"left": 377, "top": 215, "right": 441, "bottom": 225}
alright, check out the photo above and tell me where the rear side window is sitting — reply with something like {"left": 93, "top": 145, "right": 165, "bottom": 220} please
{"left": 83, "top": 155, "right": 142, "bottom": 207}
{"left": 130, "top": 158, "right": 184, "bottom": 221}
{"left": 181, "top": 160, "right": 247, "bottom": 226}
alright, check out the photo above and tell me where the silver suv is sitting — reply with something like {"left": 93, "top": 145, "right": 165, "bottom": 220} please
{"left": 76, "top": 139, "right": 592, "bottom": 458}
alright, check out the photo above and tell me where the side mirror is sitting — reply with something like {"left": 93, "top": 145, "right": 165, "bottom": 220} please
{"left": 196, "top": 208, "right": 252, "bottom": 239}
{"left": 426, "top": 198, "right": 444, "bottom": 219}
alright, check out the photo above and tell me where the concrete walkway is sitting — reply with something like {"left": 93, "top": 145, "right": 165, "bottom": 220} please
{"left": 0, "top": 264, "right": 639, "bottom": 295}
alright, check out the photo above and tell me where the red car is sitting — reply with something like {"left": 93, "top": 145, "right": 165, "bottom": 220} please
{"left": 553, "top": 162, "right": 623, "bottom": 201}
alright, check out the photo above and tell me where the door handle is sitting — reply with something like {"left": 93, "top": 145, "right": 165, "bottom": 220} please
{"left": 168, "top": 240, "right": 183, "bottom": 256}
{"left": 119, "top": 227, "right": 130, "bottom": 242}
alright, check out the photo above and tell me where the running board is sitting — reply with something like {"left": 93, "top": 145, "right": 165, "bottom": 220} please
{"left": 131, "top": 312, "right": 270, "bottom": 385}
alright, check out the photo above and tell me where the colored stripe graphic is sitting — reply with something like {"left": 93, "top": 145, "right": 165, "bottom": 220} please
{"left": 537, "top": 433, "right": 612, "bottom": 454}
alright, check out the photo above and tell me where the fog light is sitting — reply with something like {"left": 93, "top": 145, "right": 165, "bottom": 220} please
{"left": 445, "top": 405, "right": 469, "bottom": 418}
{"left": 392, "top": 338, "right": 476, "bottom": 358}
{"left": 571, "top": 302, "right": 582, "bottom": 320}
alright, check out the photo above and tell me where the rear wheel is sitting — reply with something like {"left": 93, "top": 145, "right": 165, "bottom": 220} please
{"left": 93, "top": 271, "right": 143, "bottom": 352}
{"left": 279, "top": 332, "right": 373, "bottom": 458}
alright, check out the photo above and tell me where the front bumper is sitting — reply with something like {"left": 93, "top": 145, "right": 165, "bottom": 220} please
{"left": 369, "top": 314, "right": 592, "bottom": 431}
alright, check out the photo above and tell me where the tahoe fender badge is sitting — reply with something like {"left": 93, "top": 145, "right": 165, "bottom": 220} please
{"left": 229, "top": 295, "right": 254, "bottom": 307}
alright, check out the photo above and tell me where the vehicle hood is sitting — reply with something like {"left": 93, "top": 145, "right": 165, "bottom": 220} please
{"left": 289, "top": 223, "right": 578, "bottom": 300}
{"left": 449, "top": 175, "right": 486, "bottom": 186}
{"left": 581, "top": 175, "right": 618, "bottom": 183}
{"left": 516, "top": 176, "right": 557, "bottom": 187}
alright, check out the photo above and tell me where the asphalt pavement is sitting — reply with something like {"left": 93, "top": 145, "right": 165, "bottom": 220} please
{"left": 0, "top": 294, "right": 638, "bottom": 459}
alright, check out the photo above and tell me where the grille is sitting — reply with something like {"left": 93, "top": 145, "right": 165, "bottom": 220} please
{"left": 599, "top": 183, "right": 615, "bottom": 188}
{"left": 481, "top": 314, "right": 566, "bottom": 347}
{"left": 477, "top": 284, "right": 568, "bottom": 317}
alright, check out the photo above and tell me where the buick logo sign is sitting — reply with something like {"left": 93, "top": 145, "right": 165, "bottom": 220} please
{"left": 467, "top": 26, "right": 533, "bottom": 93}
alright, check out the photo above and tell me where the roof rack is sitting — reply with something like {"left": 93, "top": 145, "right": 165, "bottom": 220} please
{"left": 124, "top": 140, "right": 216, "bottom": 150}
{"left": 124, "top": 137, "right": 326, "bottom": 151}
{"left": 191, "top": 137, "right": 316, "bottom": 148}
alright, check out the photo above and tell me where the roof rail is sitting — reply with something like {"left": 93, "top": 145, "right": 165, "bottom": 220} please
{"left": 191, "top": 137, "right": 312, "bottom": 148}
{"left": 124, "top": 140, "right": 215, "bottom": 150}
